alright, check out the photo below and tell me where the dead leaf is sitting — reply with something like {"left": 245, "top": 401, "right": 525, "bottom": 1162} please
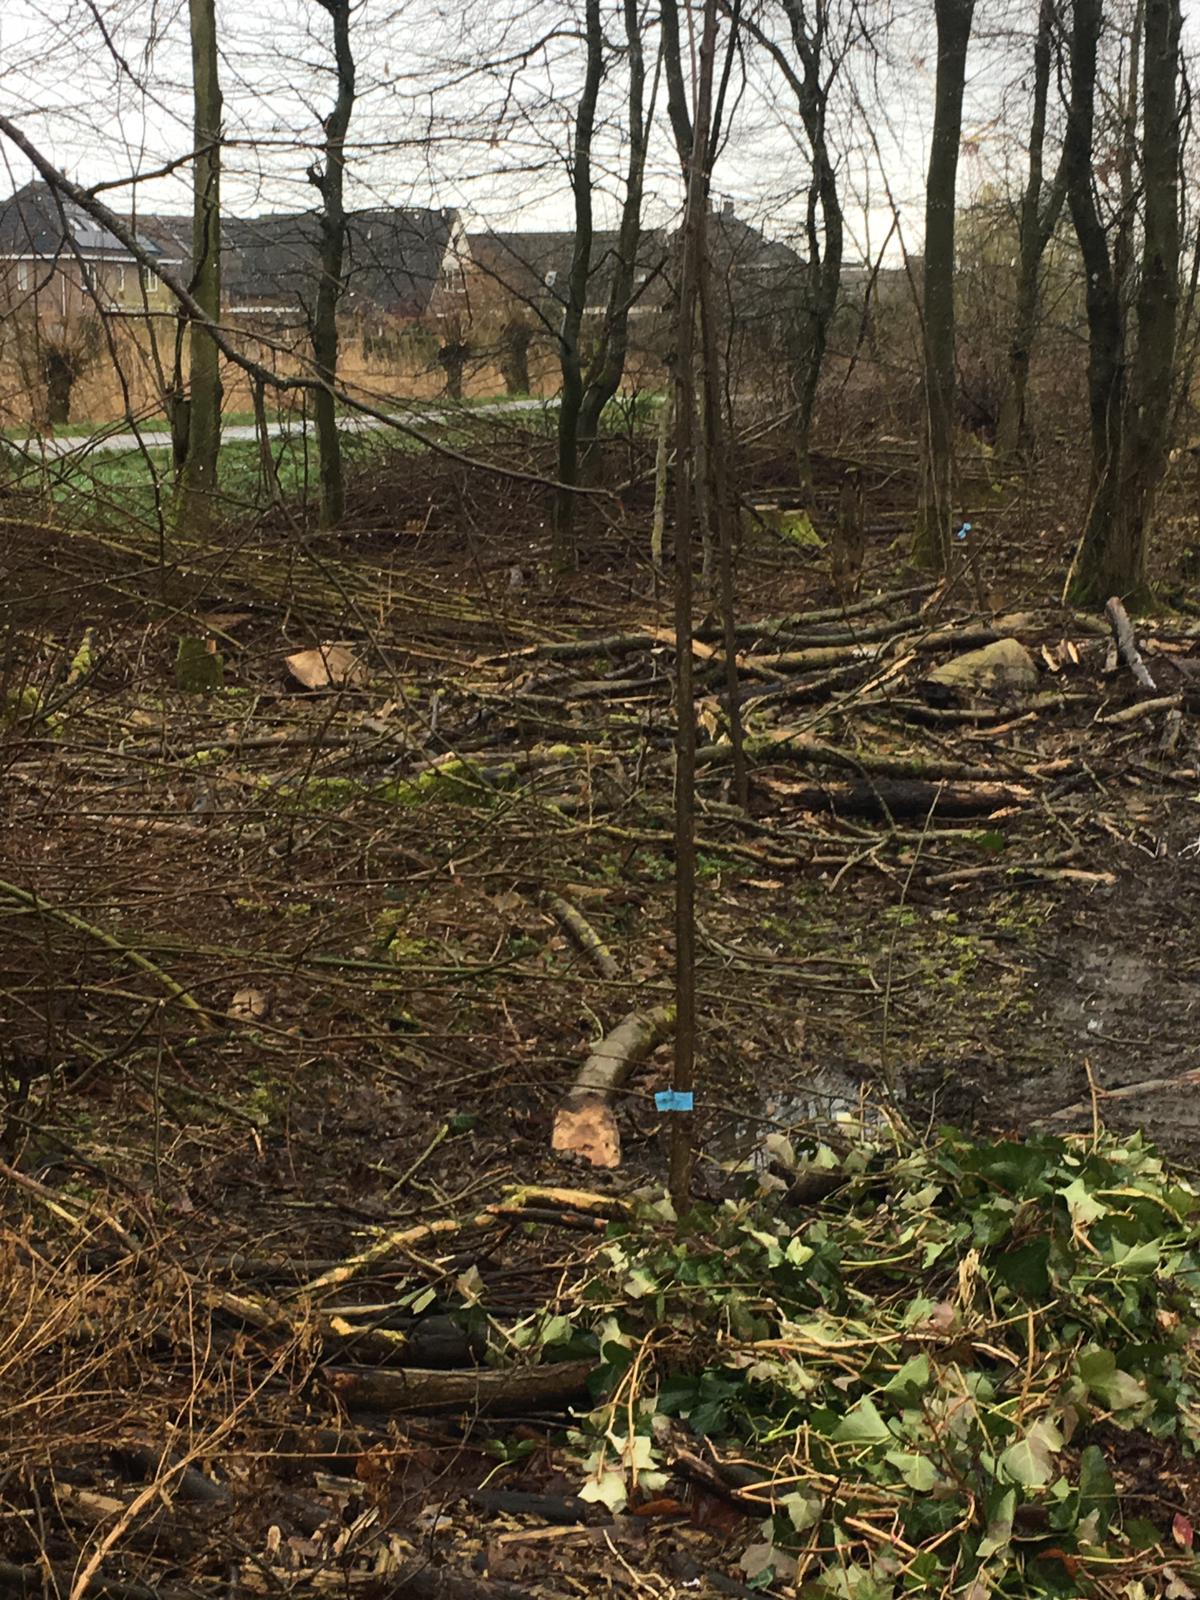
{"left": 230, "top": 986, "right": 271, "bottom": 1023}
{"left": 644, "top": 626, "right": 717, "bottom": 659}
{"left": 285, "top": 642, "right": 366, "bottom": 691}
{"left": 1040, "top": 645, "right": 1061, "bottom": 673}
{"left": 1173, "top": 1513, "right": 1194, "bottom": 1552}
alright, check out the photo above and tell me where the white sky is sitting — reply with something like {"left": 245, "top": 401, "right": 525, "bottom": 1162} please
{"left": 0, "top": 0, "right": 1179, "bottom": 266}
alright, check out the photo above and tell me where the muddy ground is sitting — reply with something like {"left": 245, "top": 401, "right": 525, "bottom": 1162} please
{"left": 3, "top": 439, "right": 1200, "bottom": 1595}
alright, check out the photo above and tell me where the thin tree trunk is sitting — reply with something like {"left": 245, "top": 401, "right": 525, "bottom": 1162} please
{"left": 176, "top": 0, "right": 222, "bottom": 537}
{"left": 782, "top": 0, "right": 844, "bottom": 488}
{"left": 310, "top": 0, "right": 356, "bottom": 530}
{"left": 914, "top": 0, "right": 975, "bottom": 570}
{"left": 553, "top": 0, "right": 603, "bottom": 568}
{"left": 996, "top": 0, "right": 1066, "bottom": 457}
{"left": 1064, "top": 0, "right": 1128, "bottom": 601}
{"left": 666, "top": 0, "right": 722, "bottom": 1210}
{"left": 650, "top": 387, "right": 673, "bottom": 568}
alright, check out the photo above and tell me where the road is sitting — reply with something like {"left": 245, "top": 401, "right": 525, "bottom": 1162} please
{"left": 3, "top": 395, "right": 553, "bottom": 460}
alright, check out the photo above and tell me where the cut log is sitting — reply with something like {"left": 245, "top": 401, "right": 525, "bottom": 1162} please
{"left": 551, "top": 1003, "right": 675, "bottom": 1168}
{"left": 1104, "top": 597, "right": 1157, "bottom": 690}
{"left": 325, "top": 1359, "right": 594, "bottom": 1415}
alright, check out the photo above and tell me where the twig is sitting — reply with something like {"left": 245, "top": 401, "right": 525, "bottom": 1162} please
{"left": 1104, "top": 596, "right": 1156, "bottom": 690}
{"left": 0, "top": 878, "right": 211, "bottom": 1026}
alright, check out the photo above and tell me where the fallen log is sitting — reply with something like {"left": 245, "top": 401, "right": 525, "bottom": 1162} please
{"left": 1104, "top": 596, "right": 1156, "bottom": 690}
{"left": 551, "top": 1003, "right": 675, "bottom": 1168}
{"left": 701, "top": 731, "right": 1002, "bottom": 784}
{"left": 325, "top": 1359, "right": 595, "bottom": 1415}
{"left": 752, "top": 779, "right": 1031, "bottom": 820}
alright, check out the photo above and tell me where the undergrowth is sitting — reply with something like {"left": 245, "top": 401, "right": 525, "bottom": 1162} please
{"left": 566, "top": 1124, "right": 1200, "bottom": 1598}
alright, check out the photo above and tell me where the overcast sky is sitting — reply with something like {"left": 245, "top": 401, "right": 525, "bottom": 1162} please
{"left": 0, "top": 0, "right": 1174, "bottom": 266}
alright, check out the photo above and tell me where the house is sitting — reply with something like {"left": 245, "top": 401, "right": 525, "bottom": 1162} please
{"left": 214, "top": 206, "right": 468, "bottom": 325}
{"left": 464, "top": 227, "right": 673, "bottom": 329}
{"left": 464, "top": 205, "right": 806, "bottom": 345}
{"left": 0, "top": 180, "right": 176, "bottom": 325}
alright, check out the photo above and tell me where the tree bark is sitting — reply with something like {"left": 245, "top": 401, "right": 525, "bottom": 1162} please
{"left": 552, "top": 0, "right": 603, "bottom": 568}
{"left": 309, "top": 0, "right": 356, "bottom": 530}
{"left": 914, "top": 0, "right": 975, "bottom": 570}
{"left": 996, "top": 0, "right": 1066, "bottom": 457}
{"left": 176, "top": 0, "right": 222, "bottom": 536}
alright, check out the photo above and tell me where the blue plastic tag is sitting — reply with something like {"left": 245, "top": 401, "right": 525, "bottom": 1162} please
{"left": 655, "top": 1090, "right": 694, "bottom": 1113}
{"left": 955, "top": 521, "right": 973, "bottom": 541}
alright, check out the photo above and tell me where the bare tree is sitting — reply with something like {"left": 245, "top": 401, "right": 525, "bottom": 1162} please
{"left": 1065, "top": 0, "right": 1182, "bottom": 602}
{"left": 995, "top": 0, "right": 1067, "bottom": 456}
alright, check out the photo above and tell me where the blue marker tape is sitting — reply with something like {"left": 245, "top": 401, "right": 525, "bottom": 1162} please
{"left": 655, "top": 1090, "right": 694, "bottom": 1113}
{"left": 955, "top": 521, "right": 973, "bottom": 541}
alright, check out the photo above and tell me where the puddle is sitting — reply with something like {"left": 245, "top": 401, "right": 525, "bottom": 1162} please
{"left": 710, "top": 1059, "right": 888, "bottom": 1173}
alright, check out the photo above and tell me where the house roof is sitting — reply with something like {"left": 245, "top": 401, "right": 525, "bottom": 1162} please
{"left": 465, "top": 228, "right": 673, "bottom": 319}
{"left": 0, "top": 181, "right": 163, "bottom": 263}
{"left": 220, "top": 206, "right": 459, "bottom": 317}
{"left": 465, "top": 207, "right": 804, "bottom": 323}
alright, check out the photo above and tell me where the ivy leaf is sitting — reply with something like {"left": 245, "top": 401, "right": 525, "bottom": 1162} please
{"left": 579, "top": 1465, "right": 628, "bottom": 1511}
{"left": 976, "top": 1487, "right": 1015, "bottom": 1559}
{"left": 885, "top": 1450, "right": 936, "bottom": 1491}
{"left": 999, "top": 1418, "right": 1063, "bottom": 1488}
{"left": 783, "top": 1489, "right": 823, "bottom": 1532}
{"left": 1077, "top": 1444, "right": 1117, "bottom": 1536}
{"left": 1078, "top": 1347, "right": 1150, "bottom": 1411}
{"left": 832, "top": 1397, "right": 892, "bottom": 1445}
{"left": 1061, "top": 1177, "right": 1108, "bottom": 1227}
{"left": 883, "top": 1353, "right": 931, "bottom": 1403}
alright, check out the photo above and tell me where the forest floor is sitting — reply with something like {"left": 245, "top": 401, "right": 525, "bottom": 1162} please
{"left": 3, "top": 436, "right": 1200, "bottom": 1599}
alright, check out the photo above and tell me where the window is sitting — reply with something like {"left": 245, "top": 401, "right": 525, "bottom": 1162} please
{"left": 81, "top": 261, "right": 96, "bottom": 292}
{"left": 16, "top": 260, "right": 30, "bottom": 292}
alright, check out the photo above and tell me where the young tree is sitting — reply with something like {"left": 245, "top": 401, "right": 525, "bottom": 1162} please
{"left": 308, "top": 0, "right": 357, "bottom": 530}
{"left": 176, "top": 0, "right": 223, "bottom": 537}
{"left": 742, "top": 1, "right": 849, "bottom": 488}
{"left": 995, "top": 0, "right": 1067, "bottom": 456}
{"left": 914, "top": 0, "right": 976, "bottom": 570}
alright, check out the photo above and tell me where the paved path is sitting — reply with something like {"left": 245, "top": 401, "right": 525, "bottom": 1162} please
{"left": 3, "top": 396, "right": 552, "bottom": 460}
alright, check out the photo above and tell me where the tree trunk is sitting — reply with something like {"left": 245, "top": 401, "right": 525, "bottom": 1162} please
{"left": 577, "top": 0, "right": 650, "bottom": 457}
{"left": 310, "top": 0, "right": 356, "bottom": 530}
{"left": 552, "top": 0, "right": 603, "bottom": 569}
{"left": 42, "top": 347, "right": 75, "bottom": 425}
{"left": 1064, "top": 0, "right": 1128, "bottom": 602}
{"left": 499, "top": 320, "right": 532, "bottom": 395}
{"left": 996, "top": 0, "right": 1066, "bottom": 457}
{"left": 1105, "top": 0, "right": 1182, "bottom": 602}
{"left": 782, "top": 0, "right": 844, "bottom": 488}
{"left": 176, "top": 0, "right": 222, "bottom": 536}
{"left": 914, "top": 0, "right": 975, "bottom": 570}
